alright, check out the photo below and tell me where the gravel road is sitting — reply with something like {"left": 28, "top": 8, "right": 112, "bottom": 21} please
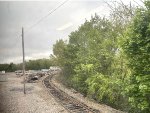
{"left": 0, "top": 73, "right": 68, "bottom": 113}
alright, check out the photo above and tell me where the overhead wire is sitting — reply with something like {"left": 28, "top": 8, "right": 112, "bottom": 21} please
{"left": 7, "top": 0, "right": 69, "bottom": 63}
{"left": 25, "top": 0, "right": 69, "bottom": 34}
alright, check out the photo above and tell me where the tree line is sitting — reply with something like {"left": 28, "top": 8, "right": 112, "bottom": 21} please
{"left": 52, "top": 1, "right": 150, "bottom": 113}
{"left": 0, "top": 58, "right": 54, "bottom": 72}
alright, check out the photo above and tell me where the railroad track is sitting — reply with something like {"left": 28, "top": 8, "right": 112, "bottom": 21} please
{"left": 43, "top": 74, "right": 101, "bottom": 113}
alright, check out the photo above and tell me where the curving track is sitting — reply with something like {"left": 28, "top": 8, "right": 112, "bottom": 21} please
{"left": 43, "top": 74, "right": 101, "bottom": 113}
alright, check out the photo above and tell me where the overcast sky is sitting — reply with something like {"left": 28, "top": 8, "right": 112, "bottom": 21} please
{"left": 0, "top": 0, "right": 143, "bottom": 64}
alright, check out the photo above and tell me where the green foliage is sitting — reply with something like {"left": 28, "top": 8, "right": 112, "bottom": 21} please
{"left": 52, "top": 2, "right": 150, "bottom": 112}
{"left": 25, "top": 58, "right": 52, "bottom": 70}
{"left": 53, "top": 14, "right": 131, "bottom": 111}
{"left": 0, "top": 63, "right": 17, "bottom": 72}
{"left": 86, "top": 73, "right": 130, "bottom": 110}
{"left": 52, "top": 12, "right": 132, "bottom": 111}
{"left": 53, "top": 39, "right": 66, "bottom": 58}
{"left": 53, "top": 39, "right": 67, "bottom": 66}
{"left": 0, "top": 58, "right": 53, "bottom": 72}
{"left": 122, "top": 1, "right": 150, "bottom": 112}
{"left": 72, "top": 64, "right": 94, "bottom": 94}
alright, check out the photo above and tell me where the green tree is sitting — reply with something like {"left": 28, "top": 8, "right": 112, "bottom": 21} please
{"left": 122, "top": 1, "right": 150, "bottom": 112}
{"left": 0, "top": 63, "right": 17, "bottom": 72}
{"left": 52, "top": 2, "right": 138, "bottom": 112}
{"left": 53, "top": 39, "right": 67, "bottom": 66}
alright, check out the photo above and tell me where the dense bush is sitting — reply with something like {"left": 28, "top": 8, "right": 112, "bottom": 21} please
{"left": 122, "top": 1, "right": 150, "bottom": 112}
{"left": 52, "top": 1, "right": 150, "bottom": 112}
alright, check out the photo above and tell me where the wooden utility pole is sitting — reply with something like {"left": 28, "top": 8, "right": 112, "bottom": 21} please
{"left": 22, "top": 27, "right": 26, "bottom": 94}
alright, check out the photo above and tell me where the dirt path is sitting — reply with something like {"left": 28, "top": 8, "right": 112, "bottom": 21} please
{"left": 0, "top": 73, "right": 68, "bottom": 113}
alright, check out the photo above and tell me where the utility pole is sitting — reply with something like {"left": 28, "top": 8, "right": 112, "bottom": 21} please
{"left": 22, "top": 27, "right": 26, "bottom": 94}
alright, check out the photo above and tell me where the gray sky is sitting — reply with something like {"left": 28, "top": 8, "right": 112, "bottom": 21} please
{"left": 0, "top": 0, "right": 143, "bottom": 64}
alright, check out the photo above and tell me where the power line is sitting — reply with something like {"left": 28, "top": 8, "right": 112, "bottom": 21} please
{"left": 25, "top": 0, "right": 69, "bottom": 34}
{"left": 9, "top": 0, "right": 69, "bottom": 55}
{"left": 10, "top": 0, "right": 69, "bottom": 65}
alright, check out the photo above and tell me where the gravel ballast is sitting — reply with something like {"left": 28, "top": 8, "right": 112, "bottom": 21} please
{"left": 52, "top": 74, "right": 125, "bottom": 113}
{"left": 0, "top": 73, "right": 68, "bottom": 113}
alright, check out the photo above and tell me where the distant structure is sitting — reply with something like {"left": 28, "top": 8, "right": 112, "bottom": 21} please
{"left": 0, "top": 70, "right": 7, "bottom": 82}
{"left": 49, "top": 66, "right": 61, "bottom": 71}
{"left": 41, "top": 69, "right": 49, "bottom": 74}
{"left": 49, "top": 66, "right": 61, "bottom": 74}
